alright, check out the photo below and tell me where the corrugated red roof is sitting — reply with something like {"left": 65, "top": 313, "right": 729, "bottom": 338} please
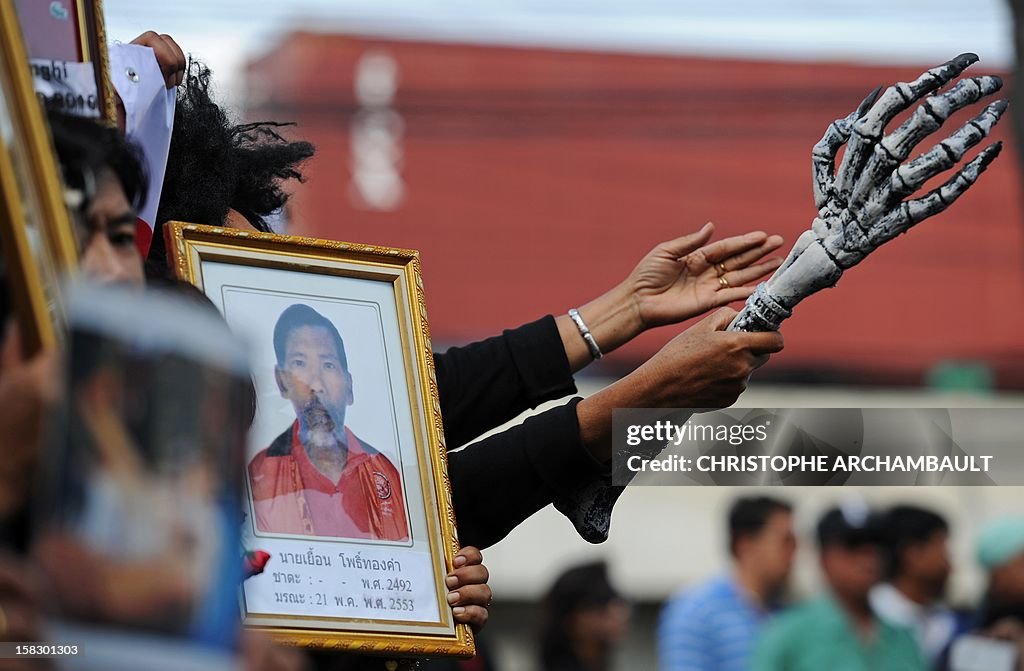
{"left": 247, "top": 34, "right": 1024, "bottom": 386}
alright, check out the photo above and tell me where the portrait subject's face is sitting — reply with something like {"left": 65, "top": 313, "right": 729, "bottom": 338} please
{"left": 276, "top": 325, "right": 353, "bottom": 439}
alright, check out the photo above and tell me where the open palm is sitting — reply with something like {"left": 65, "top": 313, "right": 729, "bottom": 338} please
{"left": 629, "top": 223, "right": 784, "bottom": 328}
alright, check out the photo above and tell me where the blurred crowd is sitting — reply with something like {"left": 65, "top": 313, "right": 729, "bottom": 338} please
{"left": 535, "top": 499, "right": 1024, "bottom": 671}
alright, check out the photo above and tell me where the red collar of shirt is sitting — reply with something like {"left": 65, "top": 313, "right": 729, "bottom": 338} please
{"left": 288, "top": 420, "right": 372, "bottom": 492}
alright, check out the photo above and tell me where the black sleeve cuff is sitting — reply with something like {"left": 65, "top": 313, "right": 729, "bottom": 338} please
{"left": 504, "top": 315, "right": 577, "bottom": 408}
{"left": 522, "top": 397, "right": 609, "bottom": 493}
{"left": 448, "top": 397, "right": 608, "bottom": 549}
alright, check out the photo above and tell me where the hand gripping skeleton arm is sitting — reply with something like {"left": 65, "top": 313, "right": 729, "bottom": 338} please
{"left": 556, "top": 53, "right": 1006, "bottom": 544}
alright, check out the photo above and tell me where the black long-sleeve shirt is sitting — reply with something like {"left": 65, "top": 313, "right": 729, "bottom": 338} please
{"left": 438, "top": 316, "right": 607, "bottom": 549}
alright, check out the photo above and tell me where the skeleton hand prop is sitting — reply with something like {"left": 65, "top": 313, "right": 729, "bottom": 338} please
{"left": 555, "top": 54, "right": 1006, "bottom": 545}
{"left": 730, "top": 53, "right": 1005, "bottom": 333}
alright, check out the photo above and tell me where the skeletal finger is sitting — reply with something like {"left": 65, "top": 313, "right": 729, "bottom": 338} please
{"left": 835, "top": 53, "right": 979, "bottom": 199}
{"left": 855, "top": 54, "right": 980, "bottom": 143}
{"left": 890, "top": 100, "right": 1007, "bottom": 199}
{"left": 813, "top": 86, "right": 881, "bottom": 208}
{"left": 856, "top": 99, "right": 1006, "bottom": 226}
{"left": 882, "top": 76, "right": 1001, "bottom": 163}
{"left": 851, "top": 76, "right": 1002, "bottom": 210}
{"left": 871, "top": 142, "right": 1002, "bottom": 245}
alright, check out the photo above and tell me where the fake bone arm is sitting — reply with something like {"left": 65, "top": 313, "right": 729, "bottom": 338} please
{"left": 730, "top": 53, "right": 1005, "bottom": 333}
{"left": 554, "top": 54, "right": 1007, "bottom": 544}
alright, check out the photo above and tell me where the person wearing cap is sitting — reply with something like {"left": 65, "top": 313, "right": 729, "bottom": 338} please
{"left": 870, "top": 505, "right": 962, "bottom": 665}
{"left": 657, "top": 496, "right": 796, "bottom": 671}
{"left": 941, "top": 518, "right": 1024, "bottom": 671}
{"left": 752, "top": 504, "right": 926, "bottom": 671}
{"left": 976, "top": 517, "right": 1024, "bottom": 609}
{"left": 538, "top": 561, "right": 631, "bottom": 671}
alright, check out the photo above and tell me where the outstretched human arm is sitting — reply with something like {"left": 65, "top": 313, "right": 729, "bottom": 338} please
{"left": 434, "top": 316, "right": 577, "bottom": 449}
{"left": 555, "top": 224, "right": 782, "bottom": 371}
{"left": 449, "top": 308, "right": 782, "bottom": 549}
{"left": 576, "top": 308, "right": 782, "bottom": 463}
{"left": 435, "top": 226, "right": 783, "bottom": 449}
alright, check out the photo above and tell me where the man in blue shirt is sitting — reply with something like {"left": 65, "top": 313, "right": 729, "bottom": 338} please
{"left": 657, "top": 496, "right": 796, "bottom": 671}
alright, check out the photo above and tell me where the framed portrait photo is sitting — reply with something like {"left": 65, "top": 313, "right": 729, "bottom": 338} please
{"left": 166, "top": 222, "right": 475, "bottom": 658}
{"left": 14, "top": 0, "right": 117, "bottom": 122}
{"left": 0, "top": 0, "right": 79, "bottom": 355}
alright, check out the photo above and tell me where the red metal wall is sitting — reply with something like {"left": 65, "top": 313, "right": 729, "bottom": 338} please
{"left": 246, "top": 33, "right": 1024, "bottom": 386}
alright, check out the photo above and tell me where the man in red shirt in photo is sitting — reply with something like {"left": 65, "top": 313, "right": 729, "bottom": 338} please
{"left": 248, "top": 303, "right": 410, "bottom": 542}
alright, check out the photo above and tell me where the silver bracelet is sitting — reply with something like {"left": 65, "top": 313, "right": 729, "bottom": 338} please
{"left": 568, "top": 308, "right": 603, "bottom": 360}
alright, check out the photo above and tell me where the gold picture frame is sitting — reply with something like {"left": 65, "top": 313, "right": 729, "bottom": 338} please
{"left": 80, "top": 0, "right": 117, "bottom": 124}
{"left": 166, "top": 222, "right": 475, "bottom": 659}
{"left": 14, "top": 0, "right": 117, "bottom": 124}
{"left": 0, "top": 0, "right": 79, "bottom": 355}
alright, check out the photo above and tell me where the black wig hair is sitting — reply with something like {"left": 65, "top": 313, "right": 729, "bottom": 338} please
{"left": 147, "top": 60, "right": 314, "bottom": 278}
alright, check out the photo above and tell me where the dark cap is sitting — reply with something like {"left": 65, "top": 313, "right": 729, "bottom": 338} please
{"left": 817, "top": 502, "right": 885, "bottom": 548}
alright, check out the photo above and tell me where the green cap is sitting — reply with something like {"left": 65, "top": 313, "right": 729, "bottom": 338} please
{"left": 977, "top": 518, "right": 1024, "bottom": 569}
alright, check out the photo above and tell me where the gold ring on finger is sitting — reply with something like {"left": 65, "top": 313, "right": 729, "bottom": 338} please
{"left": 717, "top": 262, "right": 728, "bottom": 276}
{"left": 718, "top": 275, "right": 730, "bottom": 288}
